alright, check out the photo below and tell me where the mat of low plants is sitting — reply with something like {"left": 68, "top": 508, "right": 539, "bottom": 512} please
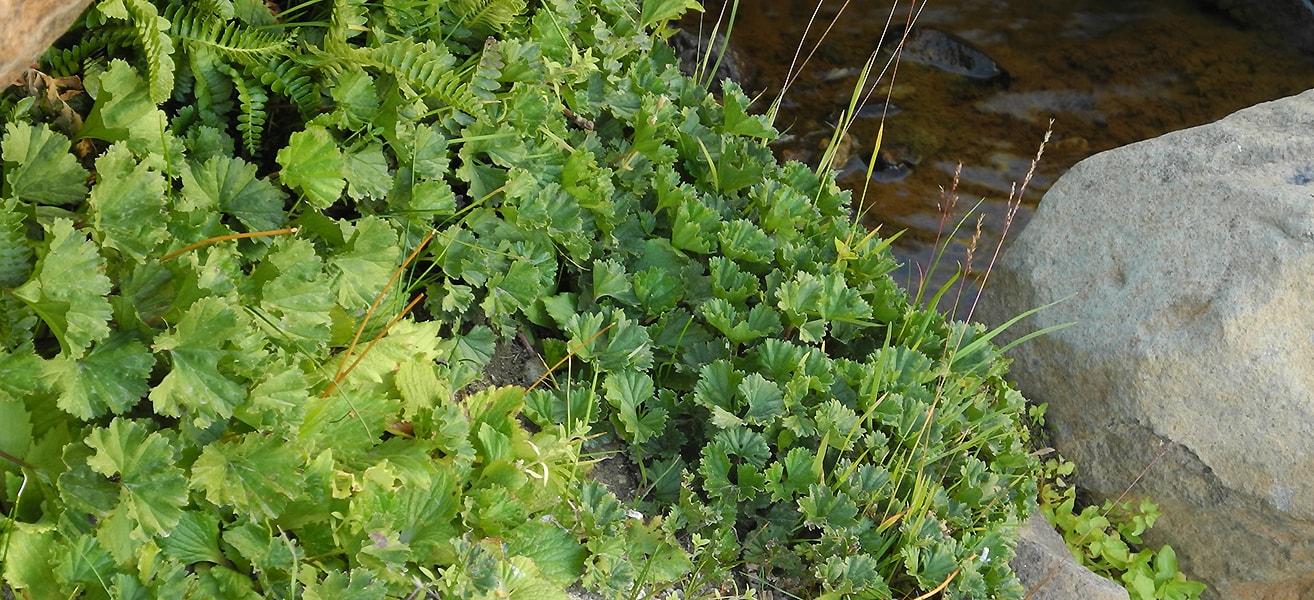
{"left": 0, "top": 0, "right": 1043, "bottom": 598}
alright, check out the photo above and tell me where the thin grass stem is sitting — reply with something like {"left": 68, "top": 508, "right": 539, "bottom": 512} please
{"left": 323, "top": 292, "right": 425, "bottom": 396}
{"left": 159, "top": 227, "right": 298, "bottom": 261}
{"left": 968, "top": 120, "right": 1052, "bottom": 323}
{"left": 329, "top": 230, "right": 434, "bottom": 392}
{"left": 524, "top": 323, "right": 616, "bottom": 394}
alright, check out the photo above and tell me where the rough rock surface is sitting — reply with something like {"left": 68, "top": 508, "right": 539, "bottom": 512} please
{"left": 1011, "top": 512, "right": 1129, "bottom": 600}
{"left": 0, "top": 0, "right": 94, "bottom": 86}
{"left": 977, "top": 88, "right": 1314, "bottom": 599}
{"left": 1206, "top": 0, "right": 1314, "bottom": 54}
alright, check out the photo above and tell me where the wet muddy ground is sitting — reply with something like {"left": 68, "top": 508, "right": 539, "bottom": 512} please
{"left": 685, "top": 0, "right": 1314, "bottom": 317}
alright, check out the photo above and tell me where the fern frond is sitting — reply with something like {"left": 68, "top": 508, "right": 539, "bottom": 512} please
{"left": 123, "top": 0, "right": 177, "bottom": 103}
{"left": 249, "top": 59, "right": 321, "bottom": 115}
{"left": 364, "top": 39, "right": 482, "bottom": 117}
{"left": 198, "top": 0, "right": 236, "bottom": 20}
{"left": 327, "top": 0, "right": 369, "bottom": 49}
{"left": 221, "top": 65, "right": 268, "bottom": 155}
{"left": 166, "top": 4, "right": 291, "bottom": 65}
{"left": 468, "top": 37, "right": 505, "bottom": 101}
{"left": 188, "top": 47, "right": 235, "bottom": 127}
{"left": 382, "top": 0, "right": 441, "bottom": 38}
{"left": 40, "top": 27, "right": 136, "bottom": 77}
{"left": 450, "top": 0, "right": 527, "bottom": 33}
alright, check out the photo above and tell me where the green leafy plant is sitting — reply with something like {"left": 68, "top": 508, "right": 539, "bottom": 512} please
{"left": 1, "top": 0, "right": 1050, "bottom": 598}
{"left": 1038, "top": 456, "right": 1207, "bottom": 600}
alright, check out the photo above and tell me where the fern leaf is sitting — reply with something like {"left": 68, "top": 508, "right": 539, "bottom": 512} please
{"left": 365, "top": 39, "right": 482, "bottom": 117}
{"left": 222, "top": 65, "right": 268, "bottom": 155}
{"left": 166, "top": 4, "right": 291, "bottom": 66}
{"left": 249, "top": 59, "right": 320, "bottom": 115}
{"left": 327, "top": 0, "right": 369, "bottom": 49}
{"left": 124, "top": 0, "right": 177, "bottom": 103}
{"left": 450, "top": 0, "right": 527, "bottom": 33}
{"left": 187, "top": 47, "right": 235, "bottom": 127}
{"left": 41, "top": 27, "right": 136, "bottom": 78}
{"left": 468, "top": 37, "right": 504, "bottom": 101}
{"left": 382, "top": 0, "right": 438, "bottom": 37}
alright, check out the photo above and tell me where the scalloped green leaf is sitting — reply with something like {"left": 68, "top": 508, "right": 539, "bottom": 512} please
{"left": 13, "top": 219, "right": 112, "bottom": 358}
{"left": 329, "top": 216, "right": 400, "bottom": 309}
{"left": 191, "top": 432, "right": 302, "bottom": 520}
{"left": 160, "top": 511, "right": 226, "bottom": 566}
{"left": 818, "top": 271, "right": 873, "bottom": 324}
{"left": 181, "top": 154, "right": 287, "bottom": 232}
{"left": 343, "top": 143, "right": 391, "bottom": 201}
{"left": 671, "top": 195, "right": 720, "bottom": 254}
{"left": 718, "top": 218, "right": 776, "bottom": 265}
{"left": 740, "top": 372, "right": 784, "bottom": 425}
{"left": 89, "top": 145, "right": 168, "bottom": 262}
{"left": 0, "top": 523, "right": 61, "bottom": 595}
{"left": 148, "top": 296, "right": 249, "bottom": 427}
{"left": 591, "top": 258, "right": 630, "bottom": 302}
{"left": 640, "top": 0, "right": 702, "bottom": 28}
{"left": 43, "top": 332, "right": 154, "bottom": 419}
{"left": 1, "top": 121, "right": 88, "bottom": 206}
{"left": 799, "top": 484, "right": 859, "bottom": 533}
{"left": 84, "top": 418, "right": 189, "bottom": 537}
{"left": 277, "top": 125, "right": 346, "bottom": 208}
{"left": 254, "top": 238, "right": 334, "bottom": 345}
{"left": 504, "top": 519, "right": 587, "bottom": 587}
{"left": 363, "top": 467, "right": 461, "bottom": 563}
{"left": 0, "top": 397, "right": 32, "bottom": 480}
{"left": 328, "top": 70, "right": 380, "bottom": 129}
{"left": 718, "top": 81, "right": 775, "bottom": 139}
{"left": 79, "top": 61, "right": 179, "bottom": 167}
{"left": 777, "top": 270, "right": 824, "bottom": 326}
{"left": 604, "top": 370, "right": 666, "bottom": 443}
{"left": 483, "top": 251, "right": 554, "bottom": 320}
{"left": 590, "top": 310, "right": 653, "bottom": 373}
{"left": 632, "top": 266, "right": 682, "bottom": 316}
{"left": 693, "top": 359, "right": 741, "bottom": 414}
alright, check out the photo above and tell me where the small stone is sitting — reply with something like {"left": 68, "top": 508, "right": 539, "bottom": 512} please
{"left": 890, "top": 26, "right": 1006, "bottom": 81}
{"left": 1010, "top": 511, "right": 1130, "bottom": 600}
{"left": 670, "top": 28, "right": 746, "bottom": 95}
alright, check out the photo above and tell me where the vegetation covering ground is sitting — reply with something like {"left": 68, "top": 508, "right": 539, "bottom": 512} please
{"left": 0, "top": 0, "right": 1076, "bottom": 597}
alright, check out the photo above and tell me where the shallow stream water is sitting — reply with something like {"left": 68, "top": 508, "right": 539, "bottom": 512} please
{"left": 689, "top": 0, "right": 1314, "bottom": 317}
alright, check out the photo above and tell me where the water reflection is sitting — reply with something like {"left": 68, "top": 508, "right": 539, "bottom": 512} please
{"left": 690, "top": 0, "right": 1314, "bottom": 317}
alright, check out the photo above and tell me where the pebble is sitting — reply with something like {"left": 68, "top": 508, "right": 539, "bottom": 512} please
{"left": 891, "top": 26, "right": 1006, "bottom": 81}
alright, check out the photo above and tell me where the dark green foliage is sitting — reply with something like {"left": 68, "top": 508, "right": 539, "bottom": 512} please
{"left": 0, "top": 1, "right": 1044, "bottom": 598}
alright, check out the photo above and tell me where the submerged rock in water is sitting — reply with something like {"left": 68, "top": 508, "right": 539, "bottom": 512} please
{"left": 856, "top": 101, "right": 901, "bottom": 119}
{"left": 890, "top": 26, "right": 1006, "bottom": 81}
{"left": 1205, "top": 0, "right": 1314, "bottom": 53}
{"left": 977, "top": 90, "right": 1104, "bottom": 125}
{"left": 670, "top": 28, "right": 746, "bottom": 95}
{"left": 868, "top": 148, "right": 915, "bottom": 183}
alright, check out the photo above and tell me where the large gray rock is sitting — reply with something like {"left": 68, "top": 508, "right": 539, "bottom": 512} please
{"left": 977, "top": 88, "right": 1314, "bottom": 599}
{"left": 1011, "top": 512, "right": 1130, "bottom": 600}
{"left": 0, "top": 0, "right": 94, "bottom": 86}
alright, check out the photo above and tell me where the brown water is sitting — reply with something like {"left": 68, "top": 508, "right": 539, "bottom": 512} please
{"left": 691, "top": 0, "right": 1314, "bottom": 317}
